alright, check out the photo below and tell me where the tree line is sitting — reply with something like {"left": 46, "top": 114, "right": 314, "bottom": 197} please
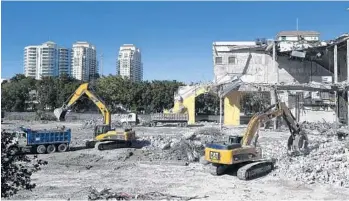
{"left": 1, "top": 74, "right": 269, "bottom": 115}
{"left": 1, "top": 74, "right": 219, "bottom": 114}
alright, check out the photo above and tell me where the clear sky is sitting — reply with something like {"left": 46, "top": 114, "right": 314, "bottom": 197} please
{"left": 2, "top": 1, "right": 349, "bottom": 83}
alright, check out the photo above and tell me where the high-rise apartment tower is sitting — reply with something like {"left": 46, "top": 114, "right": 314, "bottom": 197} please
{"left": 71, "top": 41, "right": 97, "bottom": 82}
{"left": 24, "top": 41, "right": 70, "bottom": 80}
{"left": 116, "top": 44, "right": 143, "bottom": 82}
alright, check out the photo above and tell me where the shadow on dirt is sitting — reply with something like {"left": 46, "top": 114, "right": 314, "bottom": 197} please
{"left": 68, "top": 140, "right": 151, "bottom": 152}
{"left": 210, "top": 161, "right": 277, "bottom": 180}
{"left": 1, "top": 122, "right": 15, "bottom": 125}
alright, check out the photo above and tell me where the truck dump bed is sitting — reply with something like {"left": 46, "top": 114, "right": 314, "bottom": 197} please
{"left": 22, "top": 128, "right": 71, "bottom": 145}
{"left": 150, "top": 113, "right": 189, "bottom": 122}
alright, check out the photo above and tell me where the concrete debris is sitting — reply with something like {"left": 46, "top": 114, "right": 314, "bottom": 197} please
{"left": 139, "top": 127, "right": 226, "bottom": 162}
{"left": 337, "top": 128, "right": 349, "bottom": 140}
{"left": 88, "top": 187, "right": 132, "bottom": 200}
{"left": 88, "top": 187, "right": 209, "bottom": 200}
{"left": 263, "top": 121, "right": 349, "bottom": 188}
{"left": 82, "top": 119, "right": 99, "bottom": 129}
{"left": 301, "top": 121, "right": 349, "bottom": 138}
{"left": 134, "top": 192, "right": 209, "bottom": 200}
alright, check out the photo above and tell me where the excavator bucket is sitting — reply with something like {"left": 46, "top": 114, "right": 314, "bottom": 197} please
{"left": 54, "top": 107, "right": 67, "bottom": 121}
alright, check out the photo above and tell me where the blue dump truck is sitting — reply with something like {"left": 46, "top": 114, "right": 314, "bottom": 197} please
{"left": 8, "top": 127, "right": 71, "bottom": 155}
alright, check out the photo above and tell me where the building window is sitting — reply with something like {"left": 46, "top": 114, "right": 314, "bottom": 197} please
{"left": 215, "top": 57, "right": 222, "bottom": 64}
{"left": 228, "top": 56, "right": 236, "bottom": 64}
{"left": 281, "top": 36, "right": 286, "bottom": 41}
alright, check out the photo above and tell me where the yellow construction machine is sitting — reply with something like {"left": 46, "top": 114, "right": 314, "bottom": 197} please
{"left": 205, "top": 101, "right": 309, "bottom": 180}
{"left": 54, "top": 83, "right": 136, "bottom": 150}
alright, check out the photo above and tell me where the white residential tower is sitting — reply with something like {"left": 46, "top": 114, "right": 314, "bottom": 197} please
{"left": 116, "top": 44, "right": 143, "bottom": 82}
{"left": 71, "top": 41, "right": 97, "bottom": 82}
{"left": 24, "top": 41, "right": 70, "bottom": 80}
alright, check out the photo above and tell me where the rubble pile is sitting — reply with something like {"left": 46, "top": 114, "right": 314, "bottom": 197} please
{"left": 140, "top": 127, "right": 227, "bottom": 162}
{"left": 276, "top": 139, "right": 348, "bottom": 187}
{"left": 87, "top": 187, "right": 209, "bottom": 200}
{"left": 262, "top": 122, "right": 349, "bottom": 188}
{"left": 81, "top": 119, "right": 100, "bottom": 129}
{"left": 301, "top": 121, "right": 349, "bottom": 137}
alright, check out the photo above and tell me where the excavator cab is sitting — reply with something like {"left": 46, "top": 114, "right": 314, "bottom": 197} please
{"left": 94, "top": 125, "right": 111, "bottom": 137}
{"left": 228, "top": 135, "right": 243, "bottom": 144}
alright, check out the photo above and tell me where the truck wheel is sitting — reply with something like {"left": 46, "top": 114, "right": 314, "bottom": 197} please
{"left": 47, "top": 144, "right": 56, "bottom": 154}
{"left": 57, "top": 144, "right": 68, "bottom": 152}
{"left": 37, "top": 145, "right": 46, "bottom": 154}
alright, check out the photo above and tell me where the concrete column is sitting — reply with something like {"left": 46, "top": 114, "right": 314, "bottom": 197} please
{"left": 270, "top": 90, "right": 277, "bottom": 129}
{"left": 224, "top": 91, "right": 241, "bottom": 126}
{"left": 347, "top": 39, "right": 349, "bottom": 125}
{"left": 272, "top": 41, "right": 278, "bottom": 129}
{"left": 273, "top": 41, "right": 278, "bottom": 83}
{"left": 295, "top": 92, "right": 301, "bottom": 122}
{"left": 218, "top": 84, "right": 223, "bottom": 131}
{"left": 334, "top": 45, "right": 338, "bottom": 83}
{"left": 334, "top": 45, "right": 338, "bottom": 124}
{"left": 219, "top": 96, "right": 223, "bottom": 131}
{"left": 183, "top": 95, "right": 195, "bottom": 125}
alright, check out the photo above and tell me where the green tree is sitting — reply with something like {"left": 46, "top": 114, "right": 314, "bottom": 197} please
{"left": 35, "top": 77, "right": 58, "bottom": 110}
{"left": 2, "top": 74, "right": 187, "bottom": 114}
{"left": 1, "top": 75, "right": 36, "bottom": 111}
{"left": 1, "top": 130, "right": 47, "bottom": 198}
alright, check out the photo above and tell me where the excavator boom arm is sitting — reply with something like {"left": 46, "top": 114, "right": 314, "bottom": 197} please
{"left": 241, "top": 102, "right": 301, "bottom": 146}
{"left": 54, "top": 83, "right": 111, "bottom": 125}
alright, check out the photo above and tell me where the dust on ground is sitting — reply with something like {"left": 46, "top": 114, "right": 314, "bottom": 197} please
{"left": 1, "top": 119, "right": 349, "bottom": 200}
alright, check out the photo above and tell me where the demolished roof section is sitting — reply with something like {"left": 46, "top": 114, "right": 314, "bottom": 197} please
{"left": 276, "top": 30, "right": 320, "bottom": 37}
{"left": 213, "top": 40, "right": 272, "bottom": 53}
{"left": 275, "top": 30, "right": 326, "bottom": 53}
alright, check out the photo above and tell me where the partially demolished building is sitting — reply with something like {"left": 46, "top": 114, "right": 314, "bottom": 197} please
{"left": 213, "top": 31, "right": 349, "bottom": 126}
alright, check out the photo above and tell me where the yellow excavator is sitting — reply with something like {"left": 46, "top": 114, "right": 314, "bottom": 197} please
{"left": 54, "top": 83, "right": 136, "bottom": 150}
{"left": 205, "top": 100, "right": 309, "bottom": 180}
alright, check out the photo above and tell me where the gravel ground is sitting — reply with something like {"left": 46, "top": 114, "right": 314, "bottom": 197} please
{"left": 2, "top": 119, "right": 349, "bottom": 200}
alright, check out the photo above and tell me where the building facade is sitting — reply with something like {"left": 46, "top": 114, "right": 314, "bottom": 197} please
{"left": 24, "top": 41, "right": 70, "bottom": 80}
{"left": 71, "top": 41, "right": 97, "bottom": 82}
{"left": 116, "top": 44, "right": 143, "bottom": 82}
{"left": 58, "top": 48, "right": 71, "bottom": 76}
{"left": 212, "top": 40, "right": 331, "bottom": 85}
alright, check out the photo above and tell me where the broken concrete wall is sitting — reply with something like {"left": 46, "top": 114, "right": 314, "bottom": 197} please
{"left": 214, "top": 51, "right": 276, "bottom": 84}
{"left": 277, "top": 56, "right": 332, "bottom": 84}
{"left": 213, "top": 48, "right": 333, "bottom": 86}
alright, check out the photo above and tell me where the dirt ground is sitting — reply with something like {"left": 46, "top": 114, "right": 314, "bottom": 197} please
{"left": 2, "top": 120, "right": 349, "bottom": 200}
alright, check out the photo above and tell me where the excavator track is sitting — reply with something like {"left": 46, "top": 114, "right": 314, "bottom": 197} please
{"left": 236, "top": 160, "right": 274, "bottom": 180}
{"left": 95, "top": 141, "right": 132, "bottom": 151}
